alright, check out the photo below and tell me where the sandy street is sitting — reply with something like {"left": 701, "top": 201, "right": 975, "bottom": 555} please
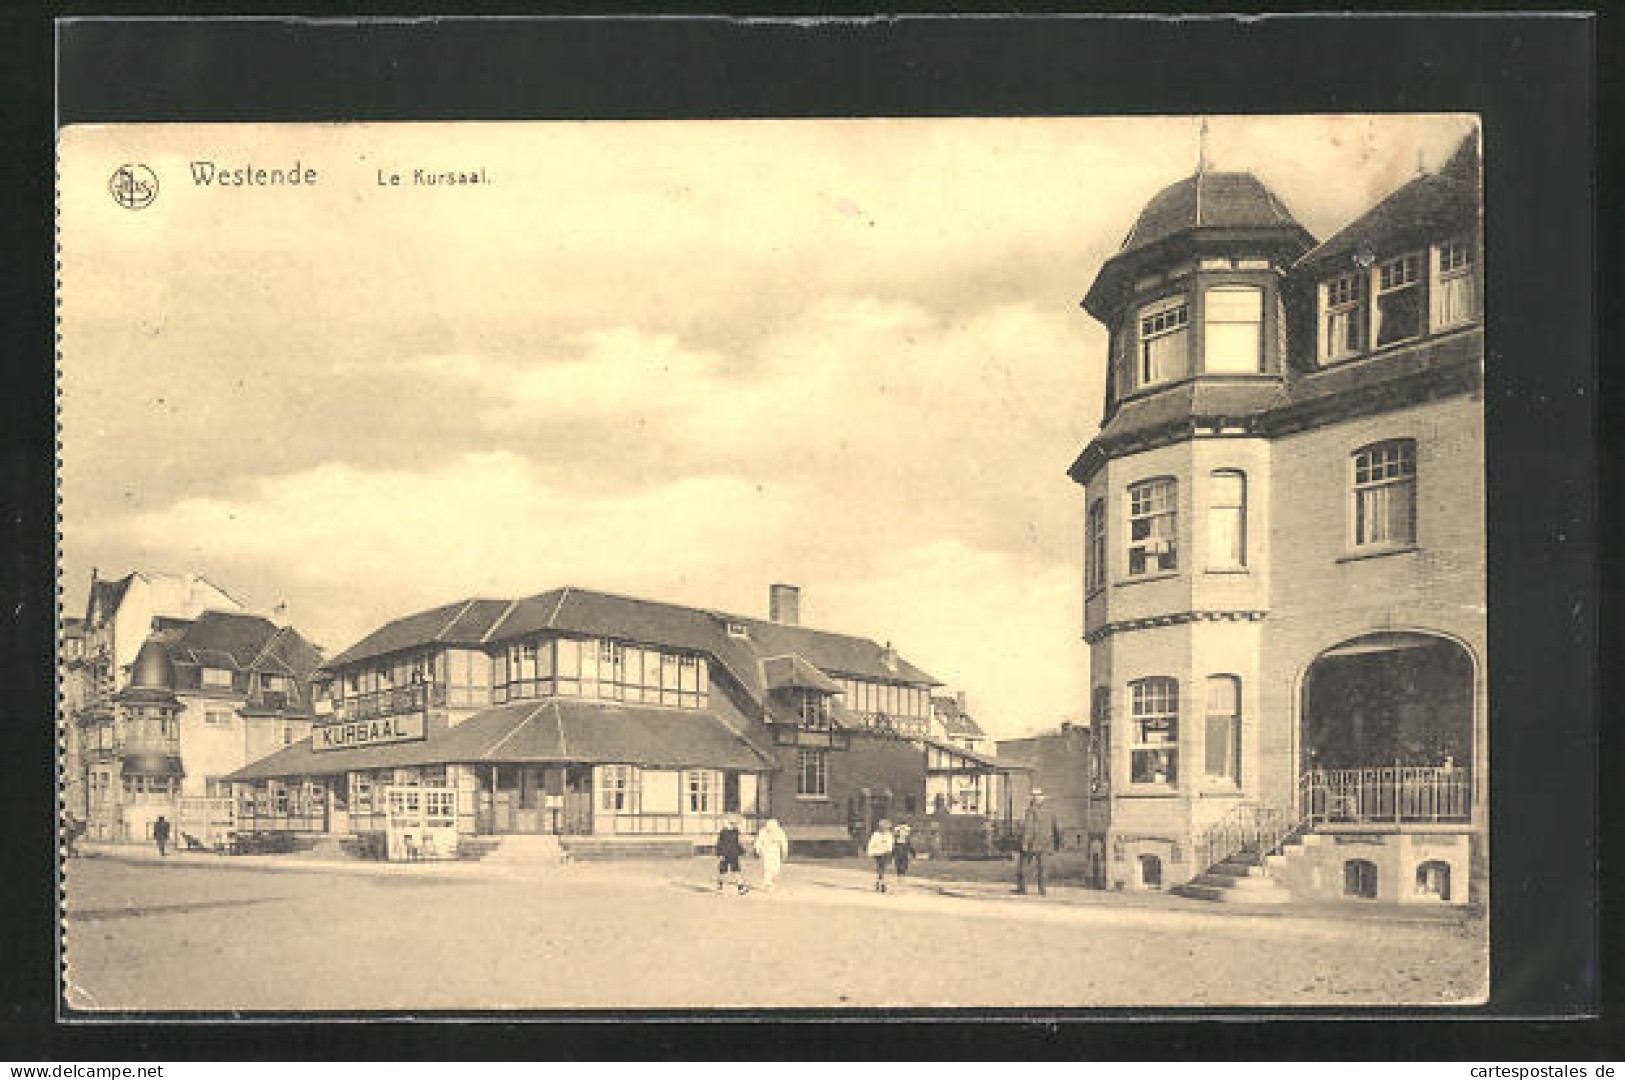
{"left": 62, "top": 854, "right": 1486, "bottom": 1011}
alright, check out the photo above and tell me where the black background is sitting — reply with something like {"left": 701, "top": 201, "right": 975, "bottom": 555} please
{"left": 3, "top": 8, "right": 1611, "bottom": 1060}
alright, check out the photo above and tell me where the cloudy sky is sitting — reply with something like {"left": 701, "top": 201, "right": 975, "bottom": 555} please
{"left": 59, "top": 115, "right": 1476, "bottom": 737}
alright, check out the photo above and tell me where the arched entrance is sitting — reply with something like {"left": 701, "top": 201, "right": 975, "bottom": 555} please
{"left": 1300, "top": 631, "right": 1475, "bottom": 823}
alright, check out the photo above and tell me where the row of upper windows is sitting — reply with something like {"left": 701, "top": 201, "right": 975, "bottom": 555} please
{"left": 1085, "top": 439, "right": 1419, "bottom": 589}
{"left": 1319, "top": 238, "right": 1477, "bottom": 363}
{"left": 1117, "top": 236, "right": 1478, "bottom": 396}
{"left": 325, "top": 636, "right": 924, "bottom": 717}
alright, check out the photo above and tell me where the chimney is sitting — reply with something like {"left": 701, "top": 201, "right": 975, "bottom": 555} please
{"left": 956, "top": 690, "right": 968, "bottom": 714}
{"left": 881, "top": 640, "right": 898, "bottom": 673}
{"left": 769, "top": 583, "right": 800, "bottom": 627}
{"left": 271, "top": 601, "right": 289, "bottom": 627}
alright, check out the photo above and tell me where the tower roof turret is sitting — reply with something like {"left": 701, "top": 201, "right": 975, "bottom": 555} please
{"left": 1083, "top": 170, "right": 1315, "bottom": 320}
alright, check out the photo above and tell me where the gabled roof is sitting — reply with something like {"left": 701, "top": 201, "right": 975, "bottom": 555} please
{"left": 1297, "top": 130, "right": 1480, "bottom": 271}
{"left": 86, "top": 573, "right": 135, "bottom": 623}
{"left": 166, "top": 611, "right": 280, "bottom": 671}
{"left": 323, "top": 586, "right": 940, "bottom": 709}
{"left": 322, "top": 598, "right": 513, "bottom": 669}
{"left": 931, "top": 694, "right": 986, "bottom": 739}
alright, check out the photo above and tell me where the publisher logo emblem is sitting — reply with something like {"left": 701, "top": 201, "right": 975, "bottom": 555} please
{"left": 109, "top": 164, "right": 159, "bottom": 210}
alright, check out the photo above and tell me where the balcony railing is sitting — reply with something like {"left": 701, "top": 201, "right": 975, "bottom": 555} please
{"left": 850, "top": 711, "right": 929, "bottom": 739}
{"left": 1300, "top": 766, "right": 1472, "bottom": 825}
{"left": 333, "top": 681, "right": 447, "bottom": 721}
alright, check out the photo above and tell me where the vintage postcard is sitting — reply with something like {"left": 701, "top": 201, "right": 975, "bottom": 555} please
{"left": 58, "top": 115, "right": 1487, "bottom": 1012}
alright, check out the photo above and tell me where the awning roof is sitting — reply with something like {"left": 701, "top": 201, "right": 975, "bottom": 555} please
{"left": 226, "top": 699, "right": 775, "bottom": 781}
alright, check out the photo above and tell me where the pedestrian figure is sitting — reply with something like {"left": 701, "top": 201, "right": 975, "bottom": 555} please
{"left": 891, "top": 821, "right": 915, "bottom": 881}
{"left": 1014, "top": 790, "right": 1061, "bottom": 896}
{"left": 753, "top": 817, "right": 789, "bottom": 891}
{"left": 715, "top": 816, "right": 748, "bottom": 895}
{"left": 152, "top": 815, "right": 171, "bottom": 858}
{"left": 866, "top": 818, "right": 895, "bottom": 892}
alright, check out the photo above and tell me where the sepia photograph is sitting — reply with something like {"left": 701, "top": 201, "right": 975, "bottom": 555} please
{"left": 57, "top": 113, "right": 1489, "bottom": 1012}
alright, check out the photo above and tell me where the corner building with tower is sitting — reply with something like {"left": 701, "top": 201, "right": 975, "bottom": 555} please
{"left": 1069, "top": 133, "right": 1484, "bottom": 903}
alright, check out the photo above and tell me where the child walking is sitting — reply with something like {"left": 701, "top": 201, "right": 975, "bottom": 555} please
{"left": 866, "top": 818, "right": 895, "bottom": 893}
{"left": 715, "top": 817, "right": 749, "bottom": 895}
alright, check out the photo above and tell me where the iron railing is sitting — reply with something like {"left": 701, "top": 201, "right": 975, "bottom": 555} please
{"left": 333, "top": 681, "right": 447, "bottom": 721}
{"left": 1300, "top": 766, "right": 1471, "bottom": 824}
{"left": 1192, "top": 801, "right": 1302, "bottom": 871}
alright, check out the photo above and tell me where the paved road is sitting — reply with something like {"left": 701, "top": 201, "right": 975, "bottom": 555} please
{"left": 63, "top": 855, "right": 1486, "bottom": 1011}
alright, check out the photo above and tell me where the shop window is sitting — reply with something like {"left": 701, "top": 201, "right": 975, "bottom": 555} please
{"left": 1431, "top": 237, "right": 1476, "bottom": 330}
{"left": 1416, "top": 860, "right": 1452, "bottom": 901}
{"left": 1127, "top": 477, "right": 1178, "bottom": 576}
{"left": 1206, "top": 470, "right": 1247, "bottom": 569}
{"left": 1086, "top": 499, "right": 1107, "bottom": 592}
{"left": 1344, "top": 859, "right": 1379, "bottom": 899}
{"left": 796, "top": 749, "right": 828, "bottom": 798}
{"left": 1351, "top": 439, "right": 1417, "bottom": 549}
{"left": 1374, "top": 253, "right": 1422, "bottom": 346}
{"left": 1138, "top": 854, "right": 1163, "bottom": 889}
{"left": 1136, "top": 296, "right": 1189, "bottom": 388}
{"left": 1129, "top": 677, "right": 1178, "bottom": 785}
{"left": 1320, "top": 270, "right": 1367, "bottom": 363}
{"left": 1203, "top": 675, "right": 1242, "bottom": 784}
{"left": 1204, "top": 286, "right": 1263, "bottom": 373}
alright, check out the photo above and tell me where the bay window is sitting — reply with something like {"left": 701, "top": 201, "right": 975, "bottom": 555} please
{"left": 1351, "top": 439, "right": 1417, "bottom": 549}
{"left": 1204, "top": 675, "right": 1241, "bottom": 784}
{"left": 1086, "top": 498, "right": 1107, "bottom": 591}
{"left": 1127, "top": 477, "right": 1178, "bottom": 576}
{"left": 1136, "top": 296, "right": 1190, "bottom": 388}
{"left": 1206, "top": 469, "right": 1247, "bottom": 569}
{"left": 1129, "top": 677, "right": 1178, "bottom": 786}
{"left": 1203, "top": 286, "right": 1263, "bottom": 373}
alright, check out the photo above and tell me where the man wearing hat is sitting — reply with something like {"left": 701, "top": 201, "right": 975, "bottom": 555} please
{"left": 1014, "top": 788, "right": 1062, "bottom": 896}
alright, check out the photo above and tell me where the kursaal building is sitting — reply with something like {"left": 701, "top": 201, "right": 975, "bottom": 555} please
{"left": 1069, "top": 131, "right": 1484, "bottom": 903}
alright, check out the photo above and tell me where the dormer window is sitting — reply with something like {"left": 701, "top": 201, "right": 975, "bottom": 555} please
{"left": 201, "top": 667, "right": 233, "bottom": 689}
{"left": 1136, "top": 296, "right": 1189, "bottom": 388}
{"left": 1203, "top": 286, "right": 1263, "bottom": 373}
{"left": 1431, "top": 237, "right": 1476, "bottom": 329}
{"left": 726, "top": 621, "right": 748, "bottom": 639}
{"left": 1374, "top": 253, "right": 1423, "bottom": 347}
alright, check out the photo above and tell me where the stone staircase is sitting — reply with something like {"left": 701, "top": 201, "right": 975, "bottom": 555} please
{"left": 1174, "top": 801, "right": 1306, "bottom": 904}
{"left": 1174, "top": 851, "right": 1293, "bottom": 904}
{"left": 478, "top": 833, "right": 571, "bottom": 865}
